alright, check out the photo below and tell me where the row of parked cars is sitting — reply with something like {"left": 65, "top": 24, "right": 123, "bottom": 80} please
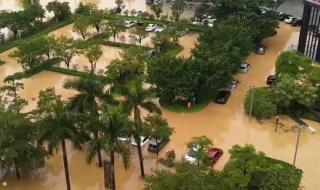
{"left": 278, "top": 12, "right": 302, "bottom": 27}
{"left": 215, "top": 45, "right": 267, "bottom": 104}
{"left": 117, "top": 135, "right": 169, "bottom": 153}
{"left": 117, "top": 135, "right": 224, "bottom": 165}
{"left": 123, "top": 19, "right": 168, "bottom": 33}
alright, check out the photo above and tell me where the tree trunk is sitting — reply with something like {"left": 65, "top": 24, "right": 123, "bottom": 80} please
{"left": 15, "top": 166, "right": 21, "bottom": 179}
{"left": 94, "top": 131, "right": 103, "bottom": 167}
{"left": 137, "top": 142, "right": 145, "bottom": 177}
{"left": 62, "top": 139, "right": 72, "bottom": 190}
{"left": 110, "top": 152, "right": 116, "bottom": 190}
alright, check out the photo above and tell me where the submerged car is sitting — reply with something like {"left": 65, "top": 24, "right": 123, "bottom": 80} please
{"left": 145, "top": 24, "right": 157, "bottom": 32}
{"left": 154, "top": 24, "right": 167, "bottom": 32}
{"left": 239, "top": 63, "right": 251, "bottom": 73}
{"left": 185, "top": 146, "right": 199, "bottom": 164}
{"left": 225, "top": 80, "right": 240, "bottom": 91}
{"left": 266, "top": 75, "right": 276, "bottom": 85}
{"left": 255, "top": 44, "right": 266, "bottom": 54}
{"left": 123, "top": 20, "right": 136, "bottom": 28}
{"left": 185, "top": 146, "right": 223, "bottom": 165}
{"left": 208, "top": 148, "right": 223, "bottom": 164}
{"left": 131, "top": 136, "right": 150, "bottom": 147}
{"left": 215, "top": 90, "right": 231, "bottom": 104}
{"left": 148, "top": 139, "right": 170, "bottom": 153}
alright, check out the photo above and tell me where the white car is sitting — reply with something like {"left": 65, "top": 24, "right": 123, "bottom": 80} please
{"left": 117, "top": 136, "right": 130, "bottom": 143}
{"left": 124, "top": 20, "right": 136, "bottom": 28}
{"left": 185, "top": 146, "right": 199, "bottom": 164}
{"left": 145, "top": 24, "right": 157, "bottom": 32}
{"left": 131, "top": 136, "right": 150, "bottom": 147}
{"left": 240, "top": 63, "right": 251, "bottom": 73}
{"left": 154, "top": 25, "right": 167, "bottom": 32}
{"left": 284, "top": 16, "right": 296, "bottom": 24}
{"left": 225, "top": 80, "right": 240, "bottom": 91}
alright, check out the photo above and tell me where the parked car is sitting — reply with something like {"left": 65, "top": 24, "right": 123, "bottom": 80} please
{"left": 284, "top": 16, "right": 296, "bottom": 24}
{"left": 208, "top": 148, "right": 223, "bottom": 164}
{"left": 176, "top": 28, "right": 189, "bottom": 36}
{"left": 185, "top": 146, "right": 223, "bottom": 165}
{"left": 145, "top": 24, "right": 157, "bottom": 32}
{"left": 124, "top": 20, "right": 136, "bottom": 28}
{"left": 131, "top": 136, "right": 150, "bottom": 147}
{"left": 225, "top": 80, "right": 240, "bottom": 91}
{"left": 291, "top": 19, "right": 302, "bottom": 27}
{"left": 154, "top": 24, "right": 167, "bottom": 32}
{"left": 266, "top": 75, "right": 276, "bottom": 85}
{"left": 215, "top": 90, "right": 231, "bottom": 104}
{"left": 146, "top": 49, "right": 157, "bottom": 57}
{"left": 278, "top": 13, "right": 291, "bottom": 21}
{"left": 185, "top": 146, "right": 199, "bottom": 164}
{"left": 239, "top": 63, "right": 251, "bottom": 73}
{"left": 255, "top": 44, "right": 266, "bottom": 54}
{"left": 148, "top": 139, "right": 170, "bottom": 153}
{"left": 117, "top": 136, "right": 131, "bottom": 143}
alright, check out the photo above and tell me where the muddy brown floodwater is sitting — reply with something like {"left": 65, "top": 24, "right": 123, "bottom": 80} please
{"left": 1, "top": 23, "right": 320, "bottom": 190}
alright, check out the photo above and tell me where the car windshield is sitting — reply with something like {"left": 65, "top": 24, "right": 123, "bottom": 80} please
{"left": 187, "top": 148, "right": 197, "bottom": 157}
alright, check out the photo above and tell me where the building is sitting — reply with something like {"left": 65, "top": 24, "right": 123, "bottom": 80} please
{"left": 277, "top": 0, "right": 304, "bottom": 18}
{"left": 297, "top": 0, "right": 320, "bottom": 62}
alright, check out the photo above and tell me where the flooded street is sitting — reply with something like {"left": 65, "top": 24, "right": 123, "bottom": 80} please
{"left": 1, "top": 22, "right": 320, "bottom": 190}
{"left": 177, "top": 32, "right": 199, "bottom": 58}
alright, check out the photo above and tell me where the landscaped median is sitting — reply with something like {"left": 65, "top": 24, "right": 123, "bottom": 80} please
{"left": 0, "top": 19, "right": 73, "bottom": 54}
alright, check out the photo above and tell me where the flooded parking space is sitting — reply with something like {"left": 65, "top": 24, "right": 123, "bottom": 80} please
{"left": 177, "top": 32, "right": 199, "bottom": 58}
{"left": 0, "top": 49, "right": 23, "bottom": 84}
{"left": 1, "top": 22, "right": 320, "bottom": 190}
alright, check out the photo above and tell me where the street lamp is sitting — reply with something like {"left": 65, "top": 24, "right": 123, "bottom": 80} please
{"left": 293, "top": 123, "right": 316, "bottom": 166}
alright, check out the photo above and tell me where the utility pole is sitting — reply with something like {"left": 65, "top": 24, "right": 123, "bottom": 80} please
{"left": 249, "top": 85, "right": 255, "bottom": 122}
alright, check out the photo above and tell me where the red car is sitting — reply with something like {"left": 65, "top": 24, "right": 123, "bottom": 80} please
{"left": 208, "top": 148, "right": 223, "bottom": 164}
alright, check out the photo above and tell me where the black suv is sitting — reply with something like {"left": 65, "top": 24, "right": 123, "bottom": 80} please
{"left": 215, "top": 90, "right": 231, "bottom": 104}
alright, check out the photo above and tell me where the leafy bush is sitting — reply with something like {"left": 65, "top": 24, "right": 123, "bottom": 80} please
{"left": 159, "top": 149, "right": 176, "bottom": 167}
{"left": 244, "top": 87, "right": 277, "bottom": 119}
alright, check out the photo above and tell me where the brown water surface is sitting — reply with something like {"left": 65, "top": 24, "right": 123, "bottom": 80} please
{"left": 1, "top": 23, "right": 320, "bottom": 190}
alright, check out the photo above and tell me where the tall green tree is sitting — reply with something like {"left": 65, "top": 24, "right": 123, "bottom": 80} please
{"left": 129, "top": 26, "right": 148, "bottom": 46}
{"left": 53, "top": 36, "right": 78, "bottom": 69}
{"left": 0, "top": 74, "right": 27, "bottom": 113}
{"left": 21, "top": 0, "right": 45, "bottom": 23}
{"left": 121, "top": 79, "right": 161, "bottom": 177}
{"left": 73, "top": 14, "right": 91, "bottom": 40}
{"left": 212, "top": 0, "right": 278, "bottom": 42}
{"left": 0, "top": 111, "right": 47, "bottom": 179}
{"left": 63, "top": 74, "right": 107, "bottom": 167}
{"left": 0, "top": 11, "right": 33, "bottom": 39}
{"left": 87, "top": 105, "right": 131, "bottom": 190}
{"left": 85, "top": 45, "right": 103, "bottom": 73}
{"left": 46, "top": 0, "right": 71, "bottom": 22}
{"left": 105, "top": 20, "right": 124, "bottom": 42}
{"left": 36, "top": 88, "right": 83, "bottom": 190}
{"left": 151, "top": 3, "right": 163, "bottom": 19}
{"left": 10, "top": 37, "right": 49, "bottom": 71}
{"left": 89, "top": 10, "right": 105, "bottom": 34}
{"left": 171, "top": 0, "right": 186, "bottom": 21}
{"left": 106, "top": 47, "right": 146, "bottom": 86}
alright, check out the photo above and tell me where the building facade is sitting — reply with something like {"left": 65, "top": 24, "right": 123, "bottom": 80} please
{"left": 298, "top": 0, "right": 320, "bottom": 62}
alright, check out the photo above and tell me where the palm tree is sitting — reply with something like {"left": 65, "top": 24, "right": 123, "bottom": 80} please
{"left": 37, "top": 88, "right": 82, "bottom": 190}
{"left": 121, "top": 79, "right": 161, "bottom": 177}
{"left": 86, "top": 105, "right": 131, "bottom": 190}
{"left": 63, "top": 74, "right": 109, "bottom": 167}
